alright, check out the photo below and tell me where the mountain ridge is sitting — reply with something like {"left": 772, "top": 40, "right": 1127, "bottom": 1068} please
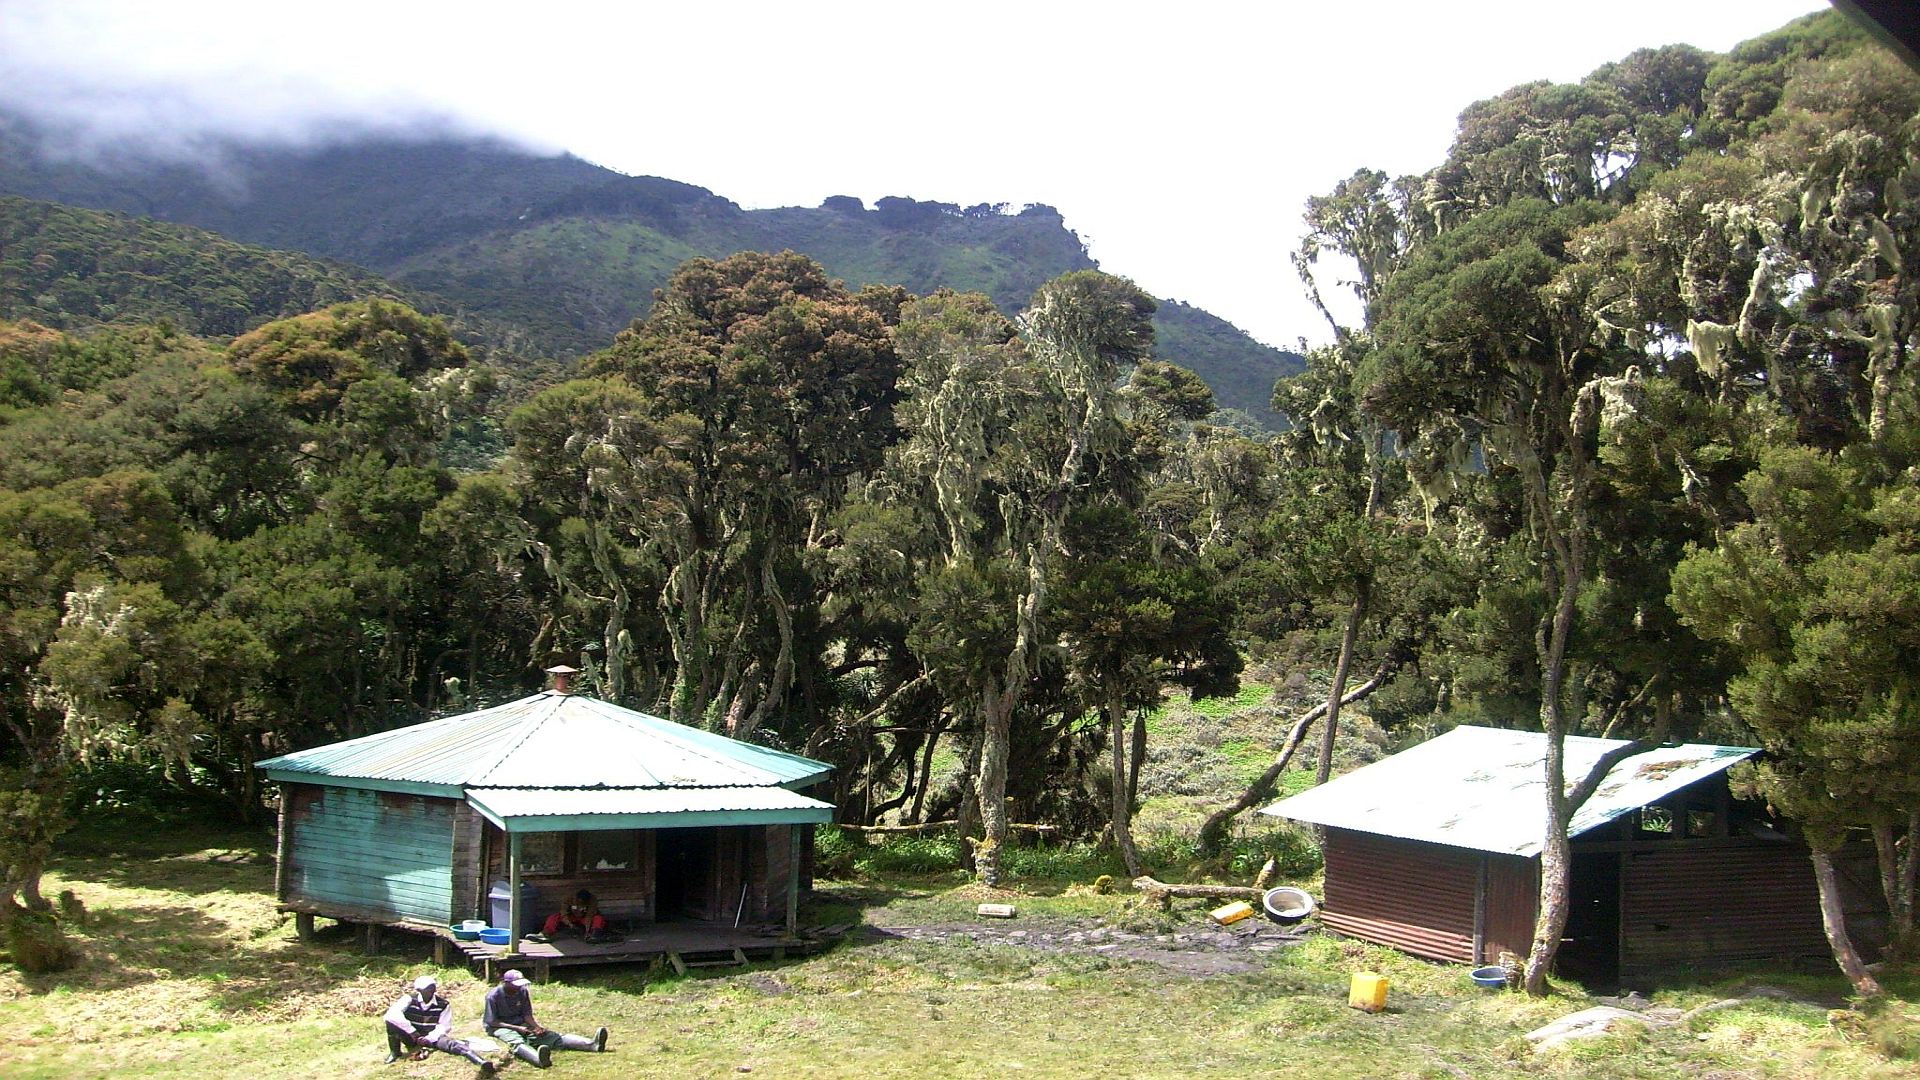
{"left": 0, "top": 116, "right": 1300, "bottom": 422}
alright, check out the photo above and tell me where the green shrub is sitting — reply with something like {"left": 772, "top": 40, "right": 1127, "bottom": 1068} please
{"left": 5, "top": 908, "right": 77, "bottom": 973}
{"left": 1000, "top": 842, "right": 1125, "bottom": 881}
{"left": 814, "top": 826, "right": 859, "bottom": 878}
{"left": 856, "top": 833, "right": 965, "bottom": 874}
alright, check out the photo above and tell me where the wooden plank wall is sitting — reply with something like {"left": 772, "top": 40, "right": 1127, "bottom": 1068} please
{"left": 711, "top": 827, "right": 747, "bottom": 924}
{"left": 761, "top": 825, "right": 793, "bottom": 923}
{"left": 1620, "top": 841, "right": 1829, "bottom": 976}
{"left": 283, "top": 784, "right": 456, "bottom": 925}
{"left": 1322, "top": 828, "right": 1478, "bottom": 963}
{"left": 450, "top": 802, "right": 486, "bottom": 922}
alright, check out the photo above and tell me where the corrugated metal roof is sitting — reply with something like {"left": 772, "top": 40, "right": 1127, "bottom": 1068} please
{"left": 255, "top": 692, "right": 832, "bottom": 791}
{"left": 467, "top": 785, "right": 834, "bottom": 827}
{"left": 1257, "top": 725, "right": 1757, "bottom": 857}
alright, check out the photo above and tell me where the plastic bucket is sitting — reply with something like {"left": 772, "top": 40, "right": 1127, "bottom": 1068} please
{"left": 1469, "top": 965, "right": 1508, "bottom": 989}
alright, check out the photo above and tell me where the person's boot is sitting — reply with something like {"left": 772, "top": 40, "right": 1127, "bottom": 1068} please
{"left": 558, "top": 1033, "right": 598, "bottom": 1052}
{"left": 458, "top": 1047, "right": 496, "bottom": 1076}
{"left": 593, "top": 1027, "right": 609, "bottom": 1052}
{"left": 513, "top": 1043, "right": 552, "bottom": 1069}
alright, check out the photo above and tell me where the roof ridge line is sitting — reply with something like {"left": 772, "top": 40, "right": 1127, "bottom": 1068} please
{"left": 467, "top": 694, "right": 566, "bottom": 783}
{"left": 574, "top": 697, "right": 780, "bottom": 783}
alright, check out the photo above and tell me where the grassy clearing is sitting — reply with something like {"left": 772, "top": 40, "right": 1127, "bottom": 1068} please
{"left": 7, "top": 827, "right": 1918, "bottom": 1079}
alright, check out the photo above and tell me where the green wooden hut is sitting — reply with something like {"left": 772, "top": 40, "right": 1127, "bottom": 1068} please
{"left": 255, "top": 672, "right": 833, "bottom": 949}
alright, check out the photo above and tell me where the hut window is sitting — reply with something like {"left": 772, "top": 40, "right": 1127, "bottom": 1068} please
{"left": 1686, "top": 809, "right": 1717, "bottom": 838}
{"left": 1638, "top": 806, "right": 1674, "bottom": 835}
{"left": 519, "top": 833, "right": 565, "bottom": 875}
{"left": 579, "top": 830, "right": 637, "bottom": 871}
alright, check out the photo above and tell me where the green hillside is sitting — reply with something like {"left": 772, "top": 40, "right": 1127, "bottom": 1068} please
{"left": 0, "top": 122, "right": 1301, "bottom": 418}
{"left": 0, "top": 196, "right": 557, "bottom": 368}
{"left": 0, "top": 195, "right": 413, "bottom": 339}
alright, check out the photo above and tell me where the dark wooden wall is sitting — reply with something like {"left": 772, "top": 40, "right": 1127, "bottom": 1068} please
{"left": 1619, "top": 841, "right": 1828, "bottom": 977}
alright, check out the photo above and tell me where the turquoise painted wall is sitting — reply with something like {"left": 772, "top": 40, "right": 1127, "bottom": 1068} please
{"left": 287, "top": 786, "right": 456, "bottom": 924}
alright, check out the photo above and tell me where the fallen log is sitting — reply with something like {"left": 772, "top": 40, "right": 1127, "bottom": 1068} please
{"left": 1132, "top": 876, "right": 1264, "bottom": 911}
{"left": 840, "top": 821, "right": 1059, "bottom": 836}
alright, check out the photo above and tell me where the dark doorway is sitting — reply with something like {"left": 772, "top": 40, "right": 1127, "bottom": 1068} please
{"left": 1560, "top": 850, "right": 1621, "bottom": 986}
{"left": 653, "top": 827, "right": 717, "bottom": 920}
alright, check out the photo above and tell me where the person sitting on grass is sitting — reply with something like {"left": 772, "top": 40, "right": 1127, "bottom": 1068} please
{"left": 540, "top": 889, "right": 610, "bottom": 940}
{"left": 483, "top": 968, "right": 608, "bottom": 1068}
{"left": 383, "top": 973, "right": 498, "bottom": 1076}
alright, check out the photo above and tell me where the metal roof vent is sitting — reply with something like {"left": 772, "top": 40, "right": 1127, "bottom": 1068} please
{"left": 545, "top": 664, "right": 580, "bottom": 695}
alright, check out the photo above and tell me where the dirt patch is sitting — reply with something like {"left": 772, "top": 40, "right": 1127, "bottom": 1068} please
{"left": 862, "top": 916, "right": 1309, "bottom": 977}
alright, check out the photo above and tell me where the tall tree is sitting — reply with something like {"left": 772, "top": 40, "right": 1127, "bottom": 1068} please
{"left": 1366, "top": 197, "right": 1659, "bottom": 994}
{"left": 891, "top": 274, "right": 1154, "bottom": 884}
{"left": 1672, "top": 435, "right": 1920, "bottom": 996}
{"left": 578, "top": 252, "right": 901, "bottom": 735}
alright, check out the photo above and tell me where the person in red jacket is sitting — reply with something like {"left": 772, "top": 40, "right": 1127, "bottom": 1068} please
{"left": 541, "top": 889, "right": 610, "bottom": 939}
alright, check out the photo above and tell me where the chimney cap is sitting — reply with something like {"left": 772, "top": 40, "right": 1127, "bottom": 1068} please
{"left": 544, "top": 664, "right": 581, "bottom": 695}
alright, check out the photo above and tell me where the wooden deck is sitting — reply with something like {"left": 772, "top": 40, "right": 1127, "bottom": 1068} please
{"left": 441, "top": 923, "right": 828, "bottom": 982}
{"left": 281, "top": 901, "right": 848, "bottom": 979}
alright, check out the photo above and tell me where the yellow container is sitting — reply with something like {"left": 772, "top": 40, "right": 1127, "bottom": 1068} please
{"left": 1348, "top": 971, "right": 1389, "bottom": 1012}
{"left": 1209, "top": 901, "right": 1255, "bottom": 925}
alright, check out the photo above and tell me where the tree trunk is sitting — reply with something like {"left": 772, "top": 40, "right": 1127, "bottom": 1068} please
{"left": 1109, "top": 685, "right": 1142, "bottom": 878}
{"left": 910, "top": 725, "right": 940, "bottom": 825}
{"left": 738, "top": 554, "right": 794, "bottom": 740}
{"left": 1127, "top": 707, "right": 1147, "bottom": 819}
{"left": 1873, "top": 812, "right": 1919, "bottom": 957}
{"left": 1524, "top": 736, "right": 1574, "bottom": 997}
{"left": 1522, "top": 434, "right": 1587, "bottom": 997}
{"left": 1315, "top": 579, "right": 1370, "bottom": 786}
{"left": 582, "top": 517, "right": 632, "bottom": 704}
{"left": 1812, "top": 846, "right": 1884, "bottom": 997}
{"left": 974, "top": 686, "right": 1013, "bottom": 886}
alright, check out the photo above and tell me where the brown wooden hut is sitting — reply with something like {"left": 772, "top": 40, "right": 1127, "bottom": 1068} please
{"left": 256, "top": 676, "right": 833, "bottom": 956}
{"left": 1260, "top": 726, "right": 1865, "bottom": 983}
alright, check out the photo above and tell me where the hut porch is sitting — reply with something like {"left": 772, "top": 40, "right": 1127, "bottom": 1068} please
{"left": 440, "top": 920, "right": 831, "bottom": 982}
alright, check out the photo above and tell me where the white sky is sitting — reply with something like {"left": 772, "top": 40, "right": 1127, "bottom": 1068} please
{"left": 0, "top": 0, "right": 1831, "bottom": 350}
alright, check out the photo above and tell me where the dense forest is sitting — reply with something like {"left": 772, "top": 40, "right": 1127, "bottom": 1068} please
{"left": 1, "top": 10, "right": 1916, "bottom": 998}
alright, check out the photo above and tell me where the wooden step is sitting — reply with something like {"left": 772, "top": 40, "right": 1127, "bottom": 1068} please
{"left": 668, "top": 948, "right": 748, "bottom": 974}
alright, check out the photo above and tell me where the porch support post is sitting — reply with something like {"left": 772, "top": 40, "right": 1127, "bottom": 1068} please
{"left": 274, "top": 792, "right": 292, "bottom": 901}
{"left": 508, "top": 830, "right": 523, "bottom": 952}
{"left": 787, "top": 825, "right": 802, "bottom": 935}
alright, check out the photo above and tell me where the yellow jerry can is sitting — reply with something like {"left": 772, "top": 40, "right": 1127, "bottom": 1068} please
{"left": 1209, "top": 901, "right": 1256, "bottom": 925}
{"left": 1349, "top": 971, "right": 1389, "bottom": 1012}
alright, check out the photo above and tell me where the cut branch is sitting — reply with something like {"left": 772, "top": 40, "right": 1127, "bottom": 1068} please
{"left": 1132, "top": 876, "right": 1264, "bottom": 911}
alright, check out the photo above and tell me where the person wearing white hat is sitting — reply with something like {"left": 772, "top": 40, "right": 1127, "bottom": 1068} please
{"left": 483, "top": 969, "right": 608, "bottom": 1068}
{"left": 383, "top": 973, "right": 498, "bottom": 1075}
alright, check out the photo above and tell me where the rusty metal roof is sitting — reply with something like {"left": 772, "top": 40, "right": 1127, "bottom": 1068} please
{"left": 255, "top": 692, "right": 832, "bottom": 793}
{"left": 1257, "top": 725, "right": 1757, "bottom": 857}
